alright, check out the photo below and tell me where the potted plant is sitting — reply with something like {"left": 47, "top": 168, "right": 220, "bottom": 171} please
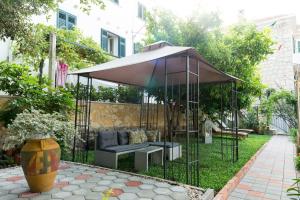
{"left": 3, "top": 109, "right": 77, "bottom": 192}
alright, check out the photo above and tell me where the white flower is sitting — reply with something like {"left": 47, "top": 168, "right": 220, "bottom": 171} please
{"left": 3, "top": 109, "right": 80, "bottom": 152}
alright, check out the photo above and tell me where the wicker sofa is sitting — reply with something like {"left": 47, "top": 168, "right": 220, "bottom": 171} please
{"left": 94, "top": 129, "right": 182, "bottom": 169}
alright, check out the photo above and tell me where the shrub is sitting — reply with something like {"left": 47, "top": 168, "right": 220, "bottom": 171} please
{"left": 3, "top": 109, "right": 79, "bottom": 156}
{"left": 296, "top": 156, "right": 300, "bottom": 171}
{"left": 0, "top": 151, "right": 15, "bottom": 169}
{"left": 241, "top": 108, "right": 259, "bottom": 129}
{"left": 117, "top": 86, "right": 141, "bottom": 104}
{"left": 289, "top": 128, "right": 298, "bottom": 143}
{"left": 287, "top": 178, "right": 300, "bottom": 197}
{"left": 66, "top": 83, "right": 141, "bottom": 104}
{"left": 0, "top": 61, "right": 74, "bottom": 126}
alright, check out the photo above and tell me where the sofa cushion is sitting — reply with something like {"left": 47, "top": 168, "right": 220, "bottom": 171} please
{"left": 146, "top": 130, "right": 158, "bottom": 142}
{"left": 139, "top": 129, "right": 148, "bottom": 143}
{"left": 104, "top": 143, "right": 149, "bottom": 153}
{"left": 128, "top": 130, "right": 142, "bottom": 144}
{"left": 117, "top": 130, "right": 129, "bottom": 145}
{"left": 148, "top": 142, "right": 180, "bottom": 148}
{"left": 97, "top": 130, "right": 118, "bottom": 149}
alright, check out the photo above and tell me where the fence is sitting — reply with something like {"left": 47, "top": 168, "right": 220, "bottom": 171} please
{"left": 271, "top": 115, "right": 289, "bottom": 134}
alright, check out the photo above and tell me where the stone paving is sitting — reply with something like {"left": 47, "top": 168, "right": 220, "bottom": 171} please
{"left": 0, "top": 161, "right": 205, "bottom": 200}
{"left": 228, "top": 135, "right": 297, "bottom": 200}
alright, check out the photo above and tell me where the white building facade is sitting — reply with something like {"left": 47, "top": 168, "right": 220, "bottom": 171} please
{"left": 255, "top": 15, "right": 298, "bottom": 91}
{"left": 293, "top": 25, "right": 300, "bottom": 73}
{"left": 0, "top": 0, "right": 151, "bottom": 62}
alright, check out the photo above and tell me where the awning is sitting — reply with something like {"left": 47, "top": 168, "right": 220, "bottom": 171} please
{"left": 70, "top": 42, "right": 239, "bottom": 87}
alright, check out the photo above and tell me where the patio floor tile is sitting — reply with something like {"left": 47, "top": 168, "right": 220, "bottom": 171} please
{"left": 0, "top": 161, "right": 205, "bottom": 199}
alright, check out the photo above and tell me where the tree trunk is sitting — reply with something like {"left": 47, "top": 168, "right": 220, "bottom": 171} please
{"left": 38, "top": 59, "right": 44, "bottom": 84}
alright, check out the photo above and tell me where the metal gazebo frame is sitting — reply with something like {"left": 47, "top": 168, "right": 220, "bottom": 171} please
{"left": 70, "top": 42, "right": 239, "bottom": 187}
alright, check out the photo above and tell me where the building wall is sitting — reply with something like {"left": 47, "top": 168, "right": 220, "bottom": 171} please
{"left": 256, "top": 15, "right": 297, "bottom": 91}
{"left": 0, "top": 0, "right": 150, "bottom": 62}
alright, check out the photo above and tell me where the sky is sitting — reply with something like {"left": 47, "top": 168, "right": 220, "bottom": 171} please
{"left": 152, "top": 0, "right": 300, "bottom": 25}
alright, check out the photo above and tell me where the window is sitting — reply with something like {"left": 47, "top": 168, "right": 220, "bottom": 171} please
{"left": 298, "top": 41, "right": 300, "bottom": 53}
{"left": 101, "top": 29, "right": 126, "bottom": 57}
{"left": 57, "top": 10, "right": 76, "bottom": 30}
{"left": 138, "top": 2, "right": 146, "bottom": 20}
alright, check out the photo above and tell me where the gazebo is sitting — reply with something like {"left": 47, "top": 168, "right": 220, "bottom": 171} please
{"left": 70, "top": 41, "right": 239, "bottom": 186}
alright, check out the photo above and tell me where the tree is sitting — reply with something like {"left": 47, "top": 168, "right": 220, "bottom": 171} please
{"left": 14, "top": 24, "right": 109, "bottom": 80}
{"left": 144, "top": 9, "right": 274, "bottom": 115}
{"left": 117, "top": 86, "right": 141, "bottom": 104}
{"left": 260, "top": 90, "right": 297, "bottom": 129}
{"left": 0, "top": 61, "right": 74, "bottom": 126}
{"left": 96, "top": 86, "right": 117, "bottom": 103}
{"left": 0, "top": 0, "right": 105, "bottom": 40}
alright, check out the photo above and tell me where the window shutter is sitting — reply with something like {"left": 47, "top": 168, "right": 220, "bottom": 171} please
{"left": 138, "top": 3, "right": 142, "bottom": 19}
{"left": 101, "top": 29, "right": 108, "bottom": 52}
{"left": 67, "top": 15, "right": 76, "bottom": 30}
{"left": 57, "top": 11, "right": 67, "bottom": 29}
{"left": 118, "top": 37, "right": 126, "bottom": 57}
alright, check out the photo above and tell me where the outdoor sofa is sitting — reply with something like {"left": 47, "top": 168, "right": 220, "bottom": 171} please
{"left": 95, "top": 129, "right": 182, "bottom": 169}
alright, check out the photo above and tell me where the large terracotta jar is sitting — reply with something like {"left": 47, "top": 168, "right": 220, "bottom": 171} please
{"left": 20, "top": 138, "right": 61, "bottom": 192}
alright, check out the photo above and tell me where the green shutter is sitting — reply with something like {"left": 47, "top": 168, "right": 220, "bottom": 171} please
{"left": 118, "top": 37, "right": 126, "bottom": 57}
{"left": 101, "top": 29, "right": 108, "bottom": 52}
{"left": 298, "top": 41, "right": 300, "bottom": 53}
{"left": 293, "top": 38, "right": 295, "bottom": 53}
{"left": 57, "top": 11, "right": 67, "bottom": 29}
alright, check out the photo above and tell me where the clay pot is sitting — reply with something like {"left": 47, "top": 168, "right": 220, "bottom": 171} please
{"left": 20, "top": 138, "right": 60, "bottom": 192}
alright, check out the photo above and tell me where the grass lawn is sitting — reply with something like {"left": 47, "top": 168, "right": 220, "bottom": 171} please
{"left": 120, "top": 134, "right": 271, "bottom": 191}
{"left": 73, "top": 134, "right": 271, "bottom": 192}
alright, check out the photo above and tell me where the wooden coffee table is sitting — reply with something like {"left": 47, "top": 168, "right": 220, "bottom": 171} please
{"left": 134, "top": 146, "right": 163, "bottom": 171}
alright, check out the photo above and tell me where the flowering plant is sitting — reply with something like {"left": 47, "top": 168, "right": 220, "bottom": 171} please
{"left": 3, "top": 109, "right": 78, "bottom": 152}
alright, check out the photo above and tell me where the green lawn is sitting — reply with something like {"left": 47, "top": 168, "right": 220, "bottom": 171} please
{"left": 120, "top": 134, "right": 271, "bottom": 191}
{"left": 73, "top": 134, "right": 271, "bottom": 192}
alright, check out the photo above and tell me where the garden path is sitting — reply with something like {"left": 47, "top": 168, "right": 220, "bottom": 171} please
{"left": 228, "top": 135, "right": 297, "bottom": 200}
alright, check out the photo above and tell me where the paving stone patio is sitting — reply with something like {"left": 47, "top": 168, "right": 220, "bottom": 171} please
{"left": 228, "top": 135, "right": 297, "bottom": 200}
{"left": 0, "top": 161, "right": 206, "bottom": 200}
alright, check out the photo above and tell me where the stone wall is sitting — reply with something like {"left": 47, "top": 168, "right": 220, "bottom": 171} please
{"left": 0, "top": 95, "right": 11, "bottom": 108}
{"left": 0, "top": 95, "right": 12, "bottom": 140}
{"left": 0, "top": 96, "right": 185, "bottom": 133}
{"left": 90, "top": 101, "right": 165, "bottom": 130}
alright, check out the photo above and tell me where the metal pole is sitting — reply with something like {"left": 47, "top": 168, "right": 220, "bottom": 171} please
{"left": 72, "top": 75, "right": 80, "bottom": 162}
{"left": 196, "top": 59, "right": 200, "bottom": 187}
{"left": 83, "top": 77, "right": 90, "bottom": 163}
{"left": 163, "top": 58, "right": 167, "bottom": 179}
{"left": 139, "top": 89, "right": 144, "bottom": 129}
{"left": 186, "top": 55, "right": 190, "bottom": 184}
{"left": 156, "top": 93, "right": 159, "bottom": 130}
{"left": 146, "top": 93, "right": 150, "bottom": 129}
{"left": 48, "top": 32, "right": 56, "bottom": 83}
{"left": 235, "top": 81, "right": 238, "bottom": 161}
{"left": 86, "top": 77, "right": 93, "bottom": 163}
{"left": 231, "top": 82, "right": 234, "bottom": 162}
{"left": 220, "top": 84, "right": 224, "bottom": 160}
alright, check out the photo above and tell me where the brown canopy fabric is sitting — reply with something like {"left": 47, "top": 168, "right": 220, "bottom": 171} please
{"left": 70, "top": 43, "right": 239, "bottom": 87}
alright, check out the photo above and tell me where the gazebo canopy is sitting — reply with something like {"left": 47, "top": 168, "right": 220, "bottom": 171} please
{"left": 70, "top": 42, "right": 239, "bottom": 87}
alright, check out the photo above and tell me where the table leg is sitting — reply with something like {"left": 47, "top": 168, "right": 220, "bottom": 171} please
{"left": 135, "top": 152, "right": 148, "bottom": 171}
{"left": 152, "top": 150, "right": 163, "bottom": 166}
